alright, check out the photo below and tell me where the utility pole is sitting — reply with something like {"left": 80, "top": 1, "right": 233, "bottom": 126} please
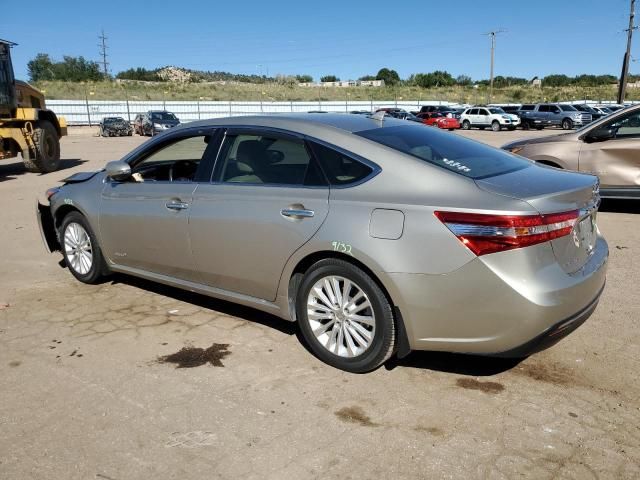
{"left": 98, "top": 29, "right": 109, "bottom": 78}
{"left": 618, "top": 0, "right": 636, "bottom": 104}
{"left": 484, "top": 30, "right": 506, "bottom": 102}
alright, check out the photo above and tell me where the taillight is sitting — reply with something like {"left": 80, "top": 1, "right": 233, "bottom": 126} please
{"left": 434, "top": 210, "right": 579, "bottom": 256}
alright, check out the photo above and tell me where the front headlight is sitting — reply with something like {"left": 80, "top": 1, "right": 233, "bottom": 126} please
{"left": 502, "top": 115, "right": 510, "bottom": 119}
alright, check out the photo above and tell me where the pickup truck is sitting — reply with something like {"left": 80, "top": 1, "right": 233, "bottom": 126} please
{"left": 518, "top": 103, "right": 592, "bottom": 130}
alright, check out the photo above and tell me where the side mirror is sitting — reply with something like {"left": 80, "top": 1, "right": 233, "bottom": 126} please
{"left": 105, "top": 160, "right": 132, "bottom": 181}
{"left": 586, "top": 127, "right": 615, "bottom": 143}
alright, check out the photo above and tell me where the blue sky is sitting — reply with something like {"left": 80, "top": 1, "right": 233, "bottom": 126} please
{"left": 2, "top": 0, "right": 636, "bottom": 81}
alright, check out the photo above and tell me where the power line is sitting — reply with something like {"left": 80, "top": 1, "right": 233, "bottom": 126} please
{"left": 483, "top": 29, "right": 506, "bottom": 102}
{"left": 98, "top": 29, "right": 109, "bottom": 77}
{"left": 618, "top": 0, "right": 636, "bottom": 103}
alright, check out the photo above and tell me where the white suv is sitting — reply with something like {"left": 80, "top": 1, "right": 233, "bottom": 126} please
{"left": 460, "top": 107, "right": 520, "bottom": 131}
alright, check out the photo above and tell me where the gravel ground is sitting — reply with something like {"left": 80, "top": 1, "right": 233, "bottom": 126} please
{"left": 0, "top": 126, "right": 638, "bottom": 479}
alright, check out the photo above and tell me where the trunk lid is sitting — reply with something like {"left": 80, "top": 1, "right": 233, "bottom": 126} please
{"left": 476, "top": 165, "right": 600, "bottom": 274}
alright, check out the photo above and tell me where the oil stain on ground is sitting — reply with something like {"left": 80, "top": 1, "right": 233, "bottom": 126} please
{"left": 456, "top": 377, "right": 505, "bottom": 394}
{"left": 510, "top": 361, "right": 574, "bottom": 386}
{"left": 334, "top": 406, "right": 378, "bottom": 427}
{"left": 158, "top": 343, "right": 231, "bottom": 368}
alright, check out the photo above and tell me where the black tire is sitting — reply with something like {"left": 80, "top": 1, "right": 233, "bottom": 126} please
{"left": 491, "top": 120, "right": 501, "bottom": 132}
{"left": 448, "top": 128, "right": 454, "bottom": 131}
{"left": 127, "top": 130, "right": 133, "bottom": 136}
{"left": 535, "top": 125, "right": 544, "bottom": 130}
{"left": 562, "top": 118, "right": 573, "bottom": 130}
{"left": 59, "top": 212, "right": 109, "bottom": 284}
{"left": 507, "top": 126, "right": 516, "bottom": 131}
{"left": 296, "top": 259, "right": 395, "bottom": 373}
{"left": 479, "top": 126, "right": 485, "bottom": 130}
{"left": 23, "top": 120, "right": 60, "bottom": 173}
{"left": 522, "top": 121, "right": 530, "bottom": 130}
{"left": 462, "top": 120, "right": 471, "bottom": 130}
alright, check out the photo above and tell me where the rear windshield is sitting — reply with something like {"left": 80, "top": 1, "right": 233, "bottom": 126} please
{"left": 355, "top": 124, "right": 531, "bottom": 179}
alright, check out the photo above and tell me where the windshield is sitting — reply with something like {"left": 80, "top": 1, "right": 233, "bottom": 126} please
{"left": 488, "top": 108, "right": 505, "bottom": 114}
{"left": 151, "top": 112, "right": 177, "bottom": 121}
{"left": 104, "top": 118, "right": 124, "bottom": 124}
{"left": 356, "top": 124, "right": 531, "bottom": 179}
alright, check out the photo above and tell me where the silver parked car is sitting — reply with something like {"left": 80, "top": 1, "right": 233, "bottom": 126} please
{"left": 37, "top": 114, "right": 608, "bottom": 372}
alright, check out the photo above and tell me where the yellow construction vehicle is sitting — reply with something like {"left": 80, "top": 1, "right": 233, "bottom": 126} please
{"left": 0, "top": 39, "right": 67, "bottom": 173}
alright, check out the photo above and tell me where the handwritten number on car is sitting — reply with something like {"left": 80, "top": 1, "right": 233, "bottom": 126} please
{"left": 332, "top": 241, "right": 353, "bottom": 255}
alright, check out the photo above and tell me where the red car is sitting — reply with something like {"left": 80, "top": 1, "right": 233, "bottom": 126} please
{"left": 416, "top": 112, "right": 460, "bottom": 131}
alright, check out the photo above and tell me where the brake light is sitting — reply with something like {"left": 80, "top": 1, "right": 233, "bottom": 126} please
{"left": 434, "top": 210, "right": 579, "bottom": 256}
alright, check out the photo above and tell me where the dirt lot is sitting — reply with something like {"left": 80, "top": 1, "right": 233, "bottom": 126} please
{"left": 1, "top": 126, "right": 639, "bottom": 479}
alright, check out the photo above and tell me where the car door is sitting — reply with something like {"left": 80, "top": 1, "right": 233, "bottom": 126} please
{"left": 99, "top": 128, "right": 219, "bottom": 281}
{"left": 467, "top": 108, "right": 478, "bottom": 125}
{"left": 478, "top": 108, "right": 491, "bottom": 126}
{"left": 188, "top": 129, "right": 330, "bottom": 301}
{"left": 579, "top": 108, "right": 640, "bottom": 189}
{"left": 537, "top": 105, "right": 550, "bottom": 124}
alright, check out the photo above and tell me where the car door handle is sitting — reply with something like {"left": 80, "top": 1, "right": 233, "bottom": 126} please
{"left": 166, "top": 200, "right": 189, "bottom": 211}
{"left": 281, "top": 208, "right": 315, "bottom": 219}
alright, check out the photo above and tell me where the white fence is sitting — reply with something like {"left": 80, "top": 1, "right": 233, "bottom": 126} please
{"left": 46, "top": 99, "right": 460, "bottom": 125}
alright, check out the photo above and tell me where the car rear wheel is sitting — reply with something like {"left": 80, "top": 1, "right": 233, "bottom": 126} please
{"left": 491, "top": 120, "right": 501, "bottom": 132}
{"left": 60, "top": 212, "right": 109, "bottom": 284}
{"left": 562, "top": 118, "right": 573, "bottom": 130}
{"left": 462, "top": 120, "right": 471, "bottom": 130}
{"left": 296, "top": 259, "right": 395, "bottom": 373}
{"left": 535, "top": 125, "right": 544, "bottom": 130}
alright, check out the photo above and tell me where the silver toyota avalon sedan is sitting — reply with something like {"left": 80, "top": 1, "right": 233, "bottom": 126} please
{"left": 37, "top": 114, "right": 608, "bottom": 372}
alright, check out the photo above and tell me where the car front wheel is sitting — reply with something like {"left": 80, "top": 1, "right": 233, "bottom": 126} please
{"left": 60, "top": 212, "right": 109, "bottom": 284}
{"left": 462, "top": 120, "right": 471, "bottom": 130}
{"left": 491, "top": 120, "right": 501, "bottom": 132}
{"left": 296, "top": 259, "right": 396, "bottom": 373}
{"left": 562, "top": 118, "right": 574, "bottom": 130}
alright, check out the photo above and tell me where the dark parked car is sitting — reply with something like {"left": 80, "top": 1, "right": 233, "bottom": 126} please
{"left": 135, "top": 111, "right": 181, "bottom": 136}
{"left": 99, "top": 117, "right": 133, "bottom": 137}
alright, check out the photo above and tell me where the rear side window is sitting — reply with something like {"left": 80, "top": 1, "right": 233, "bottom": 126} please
{"left": 520, "top": 105, "right": 535, "bottom": 111}
{"left": 214, "top": 134, "right": 325, "bottom": 186}
{"left": 560, "top": 105, "right": 576, "bottom": 111}
{"left": 309, "top": 142, "right": 374, "bottom": 186}
{"left": 356, "top": 124, "right": 531, "bottom": 180}
{"left": 538, "top": 105, "right": 549, "bottom": 112}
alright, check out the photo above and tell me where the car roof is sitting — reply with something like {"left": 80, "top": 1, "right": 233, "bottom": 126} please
{"left": 179, "top": 113, "right": 412, "bottom": 135}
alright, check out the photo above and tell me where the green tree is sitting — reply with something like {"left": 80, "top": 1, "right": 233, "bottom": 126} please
{"left": 456, "top": 74, "right": 472, "bottom": 86}
{"left": 27, "top": 53, "right": 55, "bottom": 81}
{"left": 376, "top": 67, "right": 400, "bottom": 85}
{"left": 320, "top": 75, "right": 339, "bottom": 82}
{"left": 358, "top": 75, "right": 377, "bottom": 81}
{"left": 116, "top": 67, "right": 162, "bottom": 81}
{"left": 295, "top": 74, "right": 313, "bottom": 83}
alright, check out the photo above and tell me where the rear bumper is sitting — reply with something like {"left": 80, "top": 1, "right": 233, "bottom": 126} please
{"left": 384, "top": 235, "right": 608, "bottom": 355}
{"left": 491, "top": 282, "right": 604, "bottom": 357}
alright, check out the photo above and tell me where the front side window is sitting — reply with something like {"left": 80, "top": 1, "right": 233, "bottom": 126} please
{"left": 603, "top": 110, "right": 640, "bottom": 139}
{"left": 131, "top": 135, "right": 211, "bottom": 182}
{"left": 215, "top": 134, "right": 323, "bottom": 186}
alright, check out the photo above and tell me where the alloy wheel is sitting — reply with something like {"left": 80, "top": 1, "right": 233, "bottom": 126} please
{"left": 306, "top": 275, "right": 376, "bottom": 358}
{"left": 64, "top": 222, "right": 93, "bottom": 275}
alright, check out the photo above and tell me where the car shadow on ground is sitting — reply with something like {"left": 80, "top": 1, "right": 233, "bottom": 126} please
{"left": 108, "top": 273, "right": 297, "bottom": 336}
{"left": 0, "top": 158, "right": 87, "bottom": 181}
{"left": 384, "top": 351, "right": 523, "bottom": 376}
{"left": 89, "top": 273, "right": 524, "bottom": 376}
{"left": 600, "top": 198, "right": 640, "bottom": 214}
